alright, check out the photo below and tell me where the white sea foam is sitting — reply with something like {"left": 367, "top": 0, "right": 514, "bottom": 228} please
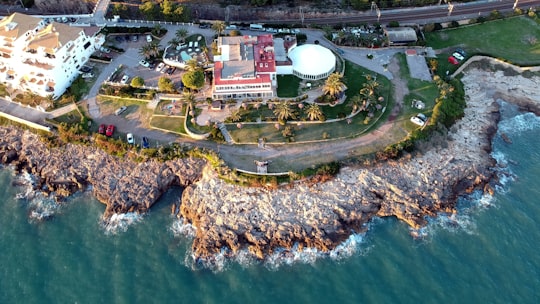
{"left": 101, "top": 212, "right": 144, "bottom": 235}
{"left": 13, "top": 171, "right": 62, "bottom": 221}
{"left": 498, "top": 112, "right": 540, "bottom": 134}
{"left": 170, "top": 218, "right": 197, "bottom": 239}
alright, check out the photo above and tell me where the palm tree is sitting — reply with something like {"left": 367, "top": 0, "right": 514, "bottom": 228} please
{"left": 212, "top": 21, "right": 226, "bottom": 36}
{"left": 322, "top": 73, "right": 345, "bottom": 98}
{"left": 350, "top": 95, "right": 366, "bottom": 113}
{"left": 273, "top": 101, "right": 296, "bottom": 122}
{"left": 139, "top": 42, "right": 160, "bottom": 59}
{"left": 304, "top": 104, "right": 324, "bottom": 121}
{"left": 229, "top": 110, "right": 241, "bottom": 122}
{"left": 181, "top": 91, "right": 196, "bottom": 107}
{"left": 169, "top": 37, "right": 181, "bottom": 48}
{"left": 185, "top": 58, "right": 201, "bottom": 72}
{"left": 139, "top": 44, "right": 153, "bottom": 59}
{"left": 175, "top": 28, "right": 188, "bottom": 42}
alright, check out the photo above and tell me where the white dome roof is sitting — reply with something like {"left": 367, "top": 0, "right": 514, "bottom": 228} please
{"left": 288, "top": 44, "right": 335, "bottom": 78}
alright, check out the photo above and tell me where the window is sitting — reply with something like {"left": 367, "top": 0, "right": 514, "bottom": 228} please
{"left": 83, "top": 41, "right": 91, "bottom": 49}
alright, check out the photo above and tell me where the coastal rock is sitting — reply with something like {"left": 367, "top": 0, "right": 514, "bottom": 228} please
{"left": 0, "top": 127, "right": 206, "bottom": 217}
{"left": 180, "top": 68, "right": 539, "bottom": 261}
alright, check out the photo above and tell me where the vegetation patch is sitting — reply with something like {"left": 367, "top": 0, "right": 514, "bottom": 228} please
{"left": 425, "top": 16, "right": 540, "bottom": 65}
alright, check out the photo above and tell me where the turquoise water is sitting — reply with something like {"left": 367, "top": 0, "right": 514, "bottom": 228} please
{"left": 1, "top": 101, "right": 540, "bottom": 303}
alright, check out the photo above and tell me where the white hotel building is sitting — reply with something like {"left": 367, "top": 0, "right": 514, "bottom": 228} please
{"left": 0, "top": 13, "right": 104, "bottom": 99}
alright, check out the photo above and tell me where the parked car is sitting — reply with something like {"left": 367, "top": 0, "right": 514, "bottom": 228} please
{"left": 126, "top": 133, "right": 134, "bottom": 144}
{"left": 80, "top": 65, "right": 92, "bottom": 73}
{"left": 115, "top": 106, "right": 127, "bottom": 116}
{"left": 105, "top": 125, "right": 115, "bottom": 137}
{"left": 455, "top": 48, "right": 467, "bottom": 57}
{"left": 81, "top": 72, "right": 94, "bottom": 79}
{"left": 139, "top": 59, "right": 150, "bottom": 68}
{"left": 452, "top": 52, "right": 464, "bottom": 61}
{"left": 146, "top": 35, "right": 153, "bottom": 42}
{"left": 142, "top": 136, "right": 150, "bottom": 149}
{"left": 166, "top": 67, "right": 176, "bottom": 75}
{"left": 120, "top": 75, "right": 129, "bottom": 84}
{"left": 155, "top": 62, "right": 165, "bottom": 72}
{"left": 160, "top": 65, "right": 170, "bottom": 74}
{"left": 410, "top": 113, "right": 428, "bottom": 126}
{"left": 98, "top": 124, "right": 106, "bottom": 135}
{"left": 131, "top": 35, "right": 138, "bottom": 42}
{"left": 100, "top": 46, "right": 111, "bottom": 53}
{"left": 115, "top": 36, "right": 124, "bottom": 42}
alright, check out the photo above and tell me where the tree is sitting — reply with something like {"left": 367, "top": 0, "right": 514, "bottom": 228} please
{"left": 212, "top": 21, "right": 226, "bottom": 36}
{"left": 139, "top": 41, "right": 160, "bottom": 59}
{"left": 180, "top": 91, "right": 196, "bottom": 107}
{"left": 229, "top": 110, "right": 242, "bottom": 122}
{"left": 169, "top": 37, "right": 181, "bottom": 48}
{"left": 182, "top": 70, "right": 205, "bottom": 90}
{"left": 273, "top": 101, "right": 296, "bottom": 122}
{"left": 185, "top": 58, "right": 201, "bottom": 72}
{"left": 304, "top": 104, "right": 324, "bottom": 121}
{"left": 130, "top": 76, "right": 145, "bottom": 88}
{"left": 139, "top": 1, "right": 159, "bottom": 20}
{"left": 350, "top": 95, "right": 367, "bottom": 113}
{"left": 322, "top": 72, "right": 345, "bottom": 98}
{"left": 175, "top": 28, "right": 188, "bottom": 41}
{"left": 111, "top": 3, "right": 128, "bottom": 18}
{"left": 152, "top": 24, "right": 165, "bottom": 37}
{"left": 158, "top": 77, "right": 175, "bottom": 92}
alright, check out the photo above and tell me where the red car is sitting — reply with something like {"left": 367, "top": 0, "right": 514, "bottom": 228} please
{"left": 98, "top": 124, "right": 106, "bottom": 135}
{"left": 105, "top": 125, "right": 115, "bottom": 137}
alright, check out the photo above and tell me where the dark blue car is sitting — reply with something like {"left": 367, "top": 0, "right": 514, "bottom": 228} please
{"left": 142, "top": 136, "right": 150, "bottom": 149}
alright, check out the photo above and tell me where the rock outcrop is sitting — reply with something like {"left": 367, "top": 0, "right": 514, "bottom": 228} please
{"left": 179, "top": 69, "right": 539, "bottom": 261}
{"left": 1, "top": 68, "right": 538, "bottom": 263}
{"left": 0, "top": 130, "right": 206, "bottom": 217}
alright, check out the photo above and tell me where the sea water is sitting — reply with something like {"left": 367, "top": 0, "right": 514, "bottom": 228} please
{"left": 0, "top": 100, "right": 539, "bottom": 303}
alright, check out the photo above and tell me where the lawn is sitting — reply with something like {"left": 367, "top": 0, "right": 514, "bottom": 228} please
{"left": 277, "top": 75, "right": 301, "bottom": 97}
{"left": 51, "top": 110, "right": 83, "bottom": 125}
{"left": 425, "top": 16, "right": 540, "bottom": 65}
{"left": 155, "top": 99, "right": 187, "bottom": 116}
{"left": 227, "top": 60, "right": 393, "bottom": 144}
{"left": 150, "top": 116, "right": 186, "bottom": 134}
{"left": 395, "top": 53, "right": 439, "bottom": 119}
{"left": 98, "top": 96, "right": 154, "bottom": 118}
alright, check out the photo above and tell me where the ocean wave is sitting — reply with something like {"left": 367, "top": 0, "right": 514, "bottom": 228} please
{"left": 170, "top": 218, "right": 197, "bottom": 239}
{"left": 415, "top": 191, "right": 495, "bottom": 240}
{"left": 101, "top": 212, "right": 144, "bottom": 235}
{"left": 498, "top": 112, "right": 540, "bottom": 135}
{"left": 13, "top": 171, "right": 61, "bottom": 221}
{"left": 180, "top": 231, "right": 370, "bottom": 272}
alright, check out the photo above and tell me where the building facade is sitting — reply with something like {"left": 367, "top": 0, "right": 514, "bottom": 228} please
{"left": 212, "top": 34, "right": 278, "bottom": 100}
{"left": 0, "top": 13, "right": 104, "bottom": 99}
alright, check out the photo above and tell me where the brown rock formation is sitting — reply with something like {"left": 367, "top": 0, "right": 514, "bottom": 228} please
{"left": 0, "top": 128, "right": 206, "bottom": 217}
{"left": 179, "top": 68, "right": 538, "bottom": 261}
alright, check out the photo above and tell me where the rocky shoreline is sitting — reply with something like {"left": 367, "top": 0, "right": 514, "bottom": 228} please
{"left": 0, "top": 130, "right": 206, "bottom": 218}
{"left": 179, "top": 68, "right": 540, "bottom": 260}
{"left": 0, "top": 67, "right": 539, "bottom": 263}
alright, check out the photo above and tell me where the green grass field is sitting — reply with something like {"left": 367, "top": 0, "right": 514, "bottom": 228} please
{"left": 150, "top": 116, "right": 186, "bottom": 134}
{"left": 425, "top": 16, "right": 540, "bottom": 65}
{"left": 277, "top": 75, "right": 301, "bottom": 97}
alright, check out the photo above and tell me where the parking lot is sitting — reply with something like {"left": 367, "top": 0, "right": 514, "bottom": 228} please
{"left": 97, "top": 34, "right": 186, "bottom": 90}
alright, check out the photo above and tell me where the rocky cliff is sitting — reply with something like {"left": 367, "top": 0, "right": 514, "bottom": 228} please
{"left": 179, "top": 68, "right": 540, "bottom": 261}
{"left": 0, "top": 129, "right": 206, "bottom": 217}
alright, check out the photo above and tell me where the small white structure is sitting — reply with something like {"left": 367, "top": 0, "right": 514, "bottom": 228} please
{"left": 287, "top": 44, "right": 335, "bottom": 80}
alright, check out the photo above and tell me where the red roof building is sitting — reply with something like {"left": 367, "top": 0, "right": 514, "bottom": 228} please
{"left": 212, "top": 34, "right": 277, "bottom": 100}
